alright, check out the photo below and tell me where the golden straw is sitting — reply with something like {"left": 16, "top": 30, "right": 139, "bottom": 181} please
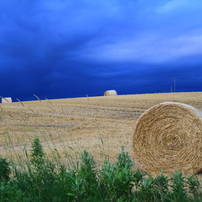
{"left": 133, "top": 101, "right": 202, "bottom": 175}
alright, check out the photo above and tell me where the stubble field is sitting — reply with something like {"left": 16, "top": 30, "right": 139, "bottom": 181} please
{"left": 1, "top": 92, "right": 202, "bottom": 170}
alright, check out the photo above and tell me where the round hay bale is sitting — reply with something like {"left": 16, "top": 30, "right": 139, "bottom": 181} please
{"left": 1, "top": 97, "right": 12, "bottom": 103}
{"left": 133, "top": 101, "right": 202, "bottom": 175}
{"left": 104, "top": 90, "right": 117, "bottom": 96}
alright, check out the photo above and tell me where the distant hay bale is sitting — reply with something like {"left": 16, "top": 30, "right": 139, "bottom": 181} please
{"left": 1, "top": 97, "right": 12, "bottom": 103}
{"left": 104, "top": 90, "right": 117, "bottom": 96}
{"left": 133, "top": 101, "right": 202, "bottom": 175}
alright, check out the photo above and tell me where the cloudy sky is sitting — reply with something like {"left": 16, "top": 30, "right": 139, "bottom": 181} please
{"left": 1, "top": 0, "right": 202, "bottom": 101}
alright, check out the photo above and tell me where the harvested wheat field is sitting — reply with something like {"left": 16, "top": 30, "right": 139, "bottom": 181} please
{"left": 1, "top": 92, "right": 202, "bottom": 173}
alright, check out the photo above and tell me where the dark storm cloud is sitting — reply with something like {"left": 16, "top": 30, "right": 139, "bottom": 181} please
{"left": 1, "top": 0, "right": 202, "bottom": 101}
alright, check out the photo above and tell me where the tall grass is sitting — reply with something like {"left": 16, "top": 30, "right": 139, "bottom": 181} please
{"left": 0, "top": 138, "right": 202, "bottom": 202}
{"left": 0, "top": 95, "right": 137, "bottom": 171}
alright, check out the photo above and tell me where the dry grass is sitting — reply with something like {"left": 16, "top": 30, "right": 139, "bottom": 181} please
{"left": 1, "top": 92, "right": 202, "bottom": 171}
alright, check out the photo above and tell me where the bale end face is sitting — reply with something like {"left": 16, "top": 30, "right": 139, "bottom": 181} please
{"left": 133, "top": 101, "right": 202, "bottom": 175}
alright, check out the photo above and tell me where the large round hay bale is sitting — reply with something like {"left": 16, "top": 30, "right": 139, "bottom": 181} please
{"left": 133, "top": 101, "right": 202, "bottom": 175}
{"left": 104, "top": 90, "right": 117, "bottom": 96}
{"left": 1, "top": 97, "right": 12, "bottom": 103}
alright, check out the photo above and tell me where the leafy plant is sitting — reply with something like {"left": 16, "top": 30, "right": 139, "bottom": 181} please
{"left": 30, "top": 137, "right": 45, "bottom": 171}
{"left": 152, "top": 174, "right": 169, "bottom": 201}
{"left": 1, "top": 138, "right": 202, "bottom": 202}
{"left": 64, "top": 150, "right": 104, "bottom": 201}
{"left": 186, "top": 174, "right": 201, "bottom": 202}
{"left": 168, "top": 171, "right": 189, "bottom": 201}
{"left": 0, "top": 156, "right": 11, "bottom": 182}
{"left": 0, "top": 181, "right": 26, "bottom": 202}
{"left": 100, "top": 147, "right": 135, "bottom": 201}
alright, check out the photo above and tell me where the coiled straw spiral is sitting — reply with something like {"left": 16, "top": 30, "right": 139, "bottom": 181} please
{"left": 133, "top": 102, "right": 202, "bottom": 175}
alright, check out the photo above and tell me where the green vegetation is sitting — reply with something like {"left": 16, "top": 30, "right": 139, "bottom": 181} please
{"left": 0, "top": 138, "right": 202, "bottom": 202}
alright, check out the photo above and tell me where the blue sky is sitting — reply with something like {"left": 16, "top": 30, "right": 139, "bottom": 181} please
{"left": 1, "top": 0, "right": 202, "bottom": 101}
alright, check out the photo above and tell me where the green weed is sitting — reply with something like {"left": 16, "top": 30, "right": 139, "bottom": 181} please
{"left": 0, "top": 138, "right": 202, "bottom": 202}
